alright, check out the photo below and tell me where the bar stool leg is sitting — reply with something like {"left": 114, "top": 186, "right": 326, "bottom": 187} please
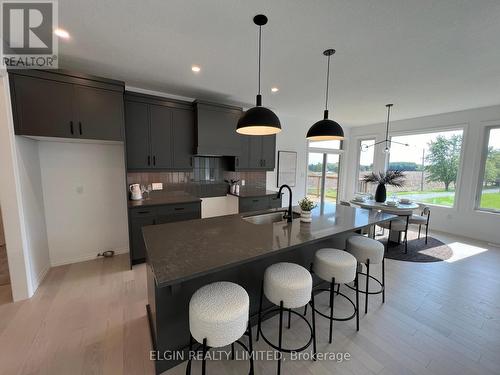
{"left": 329, "top": 277, "right": 335, "bottom": 344}
{"left": 256, "top": 281, "right": 264, "bottom": 342}
{"left": 310, "top": 291, "right": 317, "bottom": 360}
{"left": 365, "top": 259, "right": 370, "bottom": 314}
{"left": 303, "top": 263, "right": 313, "bottom": 317}
{"left": 355, "top": 272, "right": 360, "bottom": 331}
{"left": 277, "top": 301, "right": 284, "bottom": 375}
{"left": 201, "top": 338, "right": 207, "bottom": 375}
{"left": 247, "top": 321, "right": 255, "bottom": 375}
{"left": 382, "top": 257, "right": 386, "bottom": 303}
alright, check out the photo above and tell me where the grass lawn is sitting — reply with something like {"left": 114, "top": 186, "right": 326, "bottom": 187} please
{"left": 479, "top": 192, "right": 500, "bottom": 210}
{"left": 395, "top": 189, "right": 453, "bottom": 196}
{"left": 420, "top": 196, "right": 455, "bottom": 206}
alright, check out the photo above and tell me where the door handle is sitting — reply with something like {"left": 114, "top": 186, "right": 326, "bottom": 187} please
{"left": 236, "top": 157, "right": 239, "bottom": 167}
{"left": 147, "top": 156, "right": 151, "bottom": 166}
{"left": 70, "top": 121, "right": 74, "bottom": 135}
{"left": 79, "top": 122, "right": 82, "bottom": 135}
{"left": 153, "top": 156, "right": 156, "bottom": 166}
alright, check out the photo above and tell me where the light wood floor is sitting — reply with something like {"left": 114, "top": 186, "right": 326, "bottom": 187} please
{"left": 0, "top": 230, "right": 499, "bottom": 375}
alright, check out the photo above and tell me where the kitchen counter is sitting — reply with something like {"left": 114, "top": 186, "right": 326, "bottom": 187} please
{"left": 144, "top": 202, "right": 395, "bottom": 374}
{"left": 144, "top": 203, "right": 394, "bottom": 287}
{"left": 228, "top": 188, "right": 278, "bottom": 198}
{"left": 127, "top": 190, "right": 201, "bottom": 208}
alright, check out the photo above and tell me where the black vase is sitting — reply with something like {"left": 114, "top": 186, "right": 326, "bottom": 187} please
{"left": 375, "top": 183, "right": 386, "bottom": 202}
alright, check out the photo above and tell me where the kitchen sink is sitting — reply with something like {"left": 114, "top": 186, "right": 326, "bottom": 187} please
{"left": 242, "top": 211, "right": 300, "bottom": 225}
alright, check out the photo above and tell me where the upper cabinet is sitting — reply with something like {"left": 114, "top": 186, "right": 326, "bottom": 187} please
{"left": 124, "top": 92, "right": 195, "bottom": 171}
{"left": 234, "top": 134, "right": 276, "bottom": 171}
{"left": 195, "top": 101, "right": 243, "bottom": 156}
{"left": 9, "top": 70, "right": 125, "bottom": 141}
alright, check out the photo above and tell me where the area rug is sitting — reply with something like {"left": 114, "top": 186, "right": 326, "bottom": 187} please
{"left": 377, "top": 231, "right": 453, "bottom": 262}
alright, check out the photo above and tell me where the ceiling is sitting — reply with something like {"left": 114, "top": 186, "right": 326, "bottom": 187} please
{"left": 58, "top": 0, "right": 500, "bottom": 126}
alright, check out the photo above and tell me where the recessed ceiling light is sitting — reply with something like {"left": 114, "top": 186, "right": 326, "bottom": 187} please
{"left": 54, "top": 28, "right": 70, "bottom": 39}
{"left": 271, "top": 87, "right": 279, "bottom": 93}
{"left": 191, "top": 65, "right": 201, "bottom": 73}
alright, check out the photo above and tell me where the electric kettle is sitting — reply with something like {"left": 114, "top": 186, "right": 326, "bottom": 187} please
{"left": 129, "top": 184, "right": 143, "bottom": 200}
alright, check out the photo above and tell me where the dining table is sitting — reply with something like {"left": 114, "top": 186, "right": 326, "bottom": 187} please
{"left": 350, "top": 199, "right": 420, "bottom": 242}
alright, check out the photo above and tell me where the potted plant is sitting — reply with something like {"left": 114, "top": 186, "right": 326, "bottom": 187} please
{"left": 362, "top": 170, "right": 406, "bottom": 202}
{"left": 298, "top": 197, "right": 317, "bottom": 223}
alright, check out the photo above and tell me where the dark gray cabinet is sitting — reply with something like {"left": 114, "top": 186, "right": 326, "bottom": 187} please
{"left": 73, "top": 85, "right": 124, "bottom": 140}
{"left": 150, "top": 105, "right": 174, "bottom": 169}
{"left": 125, "top": 92, "right": 194, "bottom": 171}
{"left": 234, "top": 134, "right": 276, "bottom": 171}
{"left": 129, "top": 209, "right": 156, "bottom": 263}
{"left": 9, "top": 70, "right": 124, "bottom": 141}
{"left": 195, "top": 101, "right": 243, "bottom": 156}
{"left": 239, "top": 195, "right": 282, "bottom": 213}
{"left": 128, "top": 201, "right": 201, "bottom": 265}
{"left": 124, "top": 101, "right": 150, "bottom": 169}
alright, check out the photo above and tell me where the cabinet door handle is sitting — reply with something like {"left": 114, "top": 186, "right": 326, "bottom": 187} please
{"left": 137, "top": 211, "right": 151, "bottom": 214}
{"left": 70, "top": 121, "right": 74, "bottom": 135}
{"left": 147, "top": 156, "right": 151, "bottom": 166}
{"left": 235, "top": 157, "right": 239, "bottom": 167}
{"left": 262, "top": 159, "right": 266, "bottom": 167}
{"left": 252, "top": 199, "right": 259, "bottom": 203}
{"left": 174, "top": 207, "right": 185, "bottom": 211}
{"left": 79, "top": 122, "right": 82, "bottom": 135}
{"left": 190, "top": 157, "right": 193, "bottom": 167}
{"left": 153, "top": 156, "right": 156, "bottom": 166}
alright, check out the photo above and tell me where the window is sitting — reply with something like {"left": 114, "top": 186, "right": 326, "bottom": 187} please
{"left": 307, "top": 140, "right": 342, "bottom": 205}
{"left": 477, "top": 127, "right": 500, "bottom": 212}
{"left": 386, "top": 129, "right": 464, "bottom": 207}
{"left": 357, "top": 139, "right": 375, "bottom": 193}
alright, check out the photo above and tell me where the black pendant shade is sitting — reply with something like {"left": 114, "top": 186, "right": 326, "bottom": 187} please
{"left": 236, "top": 14, "right": 281, "bottom": 136}
{"left": 307, "top": 49, "right": 344, "bottom": 141}
{"left": 306, "top": 110, "right": 344, "bottom": 141}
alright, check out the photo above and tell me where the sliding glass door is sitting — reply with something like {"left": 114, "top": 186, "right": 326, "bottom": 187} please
{"left": 307, "top": 143, "right": 342, "bottom": 205}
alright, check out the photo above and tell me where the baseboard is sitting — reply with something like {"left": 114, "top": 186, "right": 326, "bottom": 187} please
{"left": 31, "top": 262, "right": 50, "bottom": 290}
{"left": 50, "top": 247, "right": 129, "bottom": 267}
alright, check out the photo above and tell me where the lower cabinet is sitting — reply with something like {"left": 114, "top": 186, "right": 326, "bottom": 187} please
{"left": 239, "top": 195, "right": 282, "bottom": 213}
{"left": 128, "top": 202, "right": 201, "bottom": 265}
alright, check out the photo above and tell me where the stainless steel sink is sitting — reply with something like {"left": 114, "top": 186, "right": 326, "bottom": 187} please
{"left": 242, "top": 211, "right": 300, "bottom": 225}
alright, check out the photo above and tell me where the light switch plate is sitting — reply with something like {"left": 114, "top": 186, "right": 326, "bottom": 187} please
{"left": 152, "top": 183, "right": 163, "bottom": 190}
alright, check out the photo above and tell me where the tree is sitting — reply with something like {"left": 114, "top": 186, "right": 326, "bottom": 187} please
{"left": 425, "top": 134, "right": 462, "bottom": 191}
{"left": 388, "top": 161, "right": 419, "bottom": 171}
{"left": 484, "top": 147, "right": 500, "bottom": 187}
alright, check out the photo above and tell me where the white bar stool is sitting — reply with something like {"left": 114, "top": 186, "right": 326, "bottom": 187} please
{"left": 256, "top": 262, "right": 317, "bottom": 375}
{"left": 304, "top": 248, "right": 359, "bottom": 343}
{"left": 345, "top": 235, "right": 385, "bottom": 314}
{"left": 187, "top": 281, "right": 254, "bottom": 375}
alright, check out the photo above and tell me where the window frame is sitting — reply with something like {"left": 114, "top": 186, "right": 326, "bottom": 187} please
{"left": 355, "top": 136, "right": 377, "bottom": 193}
{"left": 386, "top": 124, "right": 467, "bottom": 210}
{"left": 306, "top": 140, "right": 344, "bottom": 205}
{"left": 475, "top": 125, "right": 500, "bottom": 214}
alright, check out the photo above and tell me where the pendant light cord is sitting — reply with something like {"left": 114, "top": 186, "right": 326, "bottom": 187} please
{"left": 325, "top": 54, "right": 331, "bottom": 111}
{"left": 258, "top": 25, "right": 262, "bottom": 95}
{"left": 385, "top": 105, "right": 391, "bottom": 141}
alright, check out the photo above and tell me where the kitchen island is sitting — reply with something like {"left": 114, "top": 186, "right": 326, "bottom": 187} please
{"left": 143, "top": 203, "right": 394, "bottom": 373}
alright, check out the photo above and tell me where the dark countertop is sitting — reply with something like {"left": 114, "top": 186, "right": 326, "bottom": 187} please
{"left": 229, "top": 188, "right": 279, "bottom": 198}
{"left": 143, "top": 203, "right": 395, "bottom": 287}
{"left": 128, "top": 190, "right": 201, "bottom": 208}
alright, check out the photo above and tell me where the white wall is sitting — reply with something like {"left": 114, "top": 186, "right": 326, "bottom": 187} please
{"left": 39, "top": 141, "right": 129, "bottom": 266}
{"left": 343, "top": 105, "right": 500, "bottom": 245}
{"left": 0, "top": 74, "right": 31, "bottom": 300}
{"left": 15, "top": 137, "right": 51, "bottom": 288}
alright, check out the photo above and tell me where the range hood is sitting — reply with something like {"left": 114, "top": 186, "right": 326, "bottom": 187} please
{"left": 194, "top": 100, "right": 243, "bottom": 156}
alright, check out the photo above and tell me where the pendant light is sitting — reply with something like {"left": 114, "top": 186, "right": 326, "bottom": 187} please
{"left": 236, "top": 14, "right": 281, "bottom": 136}
{"left": 306, "top": 49, "right": 344, "bottom": 141}
{"left": 361, "top": 104, "right": 408, "bottom": 154}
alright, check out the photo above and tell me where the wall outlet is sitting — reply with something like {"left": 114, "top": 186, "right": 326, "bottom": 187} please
{"left": 152, "top": 183, "right": 163, "bottom": 190}
{"left": 241, "top": 179, "right": 245, "bottom": 186}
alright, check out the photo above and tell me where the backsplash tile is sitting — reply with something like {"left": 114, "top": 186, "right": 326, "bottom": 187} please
{"left": 127, "top": 157, "right": 267, "bottom": 198}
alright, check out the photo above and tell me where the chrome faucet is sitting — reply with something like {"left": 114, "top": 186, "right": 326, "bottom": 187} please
{"left": 277, "top": 184, "right": 293, "bottom": 223}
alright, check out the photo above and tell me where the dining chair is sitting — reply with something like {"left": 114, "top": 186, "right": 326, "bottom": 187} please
{"left": 409, "top": 205, "right": 431, "bottom": 244}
